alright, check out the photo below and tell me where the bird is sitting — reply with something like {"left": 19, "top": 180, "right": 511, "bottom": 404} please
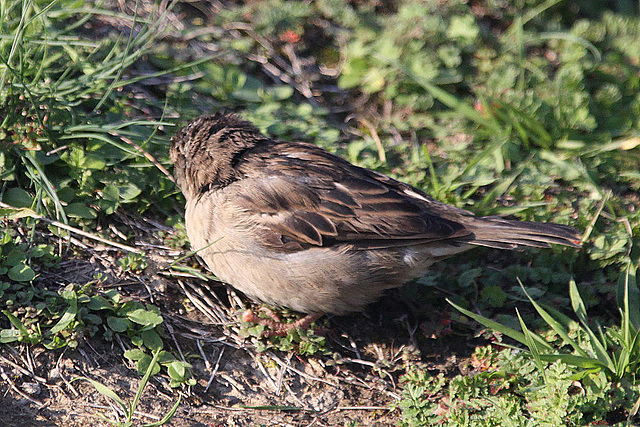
{"left": 170, "top": 112, "right": 581, "bottom": 335}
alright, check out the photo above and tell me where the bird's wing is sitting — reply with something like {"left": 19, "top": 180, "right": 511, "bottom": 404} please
{"left": 230, "top": 141, "right": 473, "bottom": 252}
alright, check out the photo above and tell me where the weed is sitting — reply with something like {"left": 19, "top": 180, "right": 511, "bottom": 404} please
{"left": 75, "top": 349, "right": 182, "bottom": 426}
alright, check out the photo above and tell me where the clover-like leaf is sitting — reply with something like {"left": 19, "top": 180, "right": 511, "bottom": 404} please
{"left": 126, "top": 308, "right": 163, "bottom": 328}
{"left": 8, "top": 263, "right": 36, "bottom": 282}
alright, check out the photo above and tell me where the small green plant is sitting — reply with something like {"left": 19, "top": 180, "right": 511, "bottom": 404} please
{"left": 124, "top": 348, "right": 195, "bottom": 388}
{"left": 118, "top": 253, "right": 148, "bottom": 272}
{"left": 0, "top": 278, "right": 195, "bottom": 386}
{"left": 0, "top": 219, "right": 59, "bottom": 283}
{"left": 75, "top": 349, "right": 181, "bottom": 426}
{"left": 398, "top": 345, "right": 630, "bottom": 426}
{"left": 450, "top": 265, "right": 640, "bottom": 383}
{"left": 431, "top": 264, "right": 640, "bottom": 424}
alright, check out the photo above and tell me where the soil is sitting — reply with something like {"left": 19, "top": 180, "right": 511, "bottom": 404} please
{"left": 0, "top": 249, "right": 480, "bottom": 427}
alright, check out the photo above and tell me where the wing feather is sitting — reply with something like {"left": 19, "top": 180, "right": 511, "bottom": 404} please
{"left": 229, "top": 141, "right": 471, "bottom": 251}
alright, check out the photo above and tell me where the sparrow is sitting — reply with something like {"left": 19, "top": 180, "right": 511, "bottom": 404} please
{"left": 170, "top": 112, "right": 581, "bottom": 334}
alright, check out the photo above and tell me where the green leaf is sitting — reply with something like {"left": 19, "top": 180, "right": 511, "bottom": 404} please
{"left": 520, "top": 281, "right": 589, "bottom": 358}
{"left": 339, "top": 57, "right": 369, "bottom": 89}
{"left": 84, "top": 155, "right": 106, "bottom": 170}
{"left": 446, "top": 15, "right": 479, "bottom": 42}
{"left": 32, "top": 149, "right": 60, "bottom": 166}
{"left": 135, "top": 354, "right": 161, "bottom": 379}
{"left": 490, "top": 99, "right": 552, "bottom": 149}
{"left": 66, "top": 202, "right": 97, "bottom": 219}
{"left": 407, "top": 69, "right": 502, "bottom": 135}
{"left": 0, "top": 206, "right": 34, "bottom": 221}
{"left": 28, "top": 245, "right": 47, "bottom": 258}
{"left": 2, "top": 310, "right": 33, "bottom": 342}
{"left": 124, "top": 348, "right": 146, "bottom": 361}
{"left": 99, "top": 199, "right": 119, "bottom": 215}
{"left": 537, "top": 354, "right": 606, "bottom": 370}
{"left": 107, "top": 316, "right": 130, "bottom": 332}
{"left": 570, "top": 280, "right": 588, "bottom": 324}
{"left": 57, "top": 187, "right": 76, "bottom": 203}
{"left": 449, "top": 300, "right": 526, "bottom": 347}
{"left": 126, "top": 309, "right": 163, "bottom": 328}
{"left": 268, "top": 85, "right": 294, "bottom": 100}
{"left": 569, "top": 281, "right": 615, "bottom": 373}
{"left": 117, "top": 183, "right": 141, "bottom": 201}
{"left": 131, "top": 334, "right": 143, "bottom": 347}
{"left": 8, "top": 263, "right": 36, "bottom": 282}
{"left": 617, "top": 264, "right": 640, "bottom": 331}
{"left": 6, "top": 249, "right": 27, "bottom": 267}
{"left": 85, "top": 295, "right": 113, "bottom": 311}
{"left": 2, "top": 188, "right": 33, "bottom": 208}
{"left": 0, "top": 328, "right": 21, "bottom": 343}
{"left": 362, "top": 67, "right": 386, "bottom": 93}
{"left": 100, "top": 185, "right": 121, "bottom": 213}
{"left": 457, "top": 268, "right": 482, "bottom": 287}
{"left": 167, "top": 361, "right": 186, "bottom": 380}
{"left": 157, "top": 350, "right": 176, "bottom": 364}
{"left": 104, "top": 289, "right": 121, "bottom": 303}
{"left": 83, "top": 313, "right": 102, "bottom": 325}
{"left": 117, "top": 301, "right": 145, "bottom": 318}
{"left": 140, "top": 329, "right": 163, "bottom": 351}
{"left": 480, "top": 285, "right": 507, "bottom": 308}
{"left": 144, "top": 394, "right": 181, "bottom": 427}
{"left": 516, "top": 308, "right": 547, "bottom": 381}
{"left": 49, "top": 289, "right": 78, "bottom": 334}
{"left": 102, "top": 184, "right": 120, "bottom": 201}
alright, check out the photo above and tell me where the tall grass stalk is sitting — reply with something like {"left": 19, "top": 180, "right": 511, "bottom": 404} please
{"left": 0, "top": 0, "right": 175, "bottom": 221}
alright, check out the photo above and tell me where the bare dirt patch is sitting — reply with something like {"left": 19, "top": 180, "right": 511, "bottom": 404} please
{"left": 0, "top": 237, "right": 479, "bottom": 426}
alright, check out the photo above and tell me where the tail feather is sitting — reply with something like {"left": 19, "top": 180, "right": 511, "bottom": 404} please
{"left": 465, "top": 217, "right": 582, "bottom": 249}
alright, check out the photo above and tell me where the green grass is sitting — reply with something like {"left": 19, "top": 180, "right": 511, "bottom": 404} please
{"left": 1, "top": 0, "right": 639, "bottom": 425}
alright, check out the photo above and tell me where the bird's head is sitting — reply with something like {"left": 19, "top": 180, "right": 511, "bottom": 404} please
{"left": 170, "top": 112, "right": 267, "bottom": 200}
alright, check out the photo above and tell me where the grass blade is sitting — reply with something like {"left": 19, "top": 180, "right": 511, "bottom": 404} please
{"left": 2, "top": 310, "right": 38, "bottom": 343}
{"left": 74, "top": 377, "right": 128, "bottom": 415}
{"left": 406, "top": 69, "right": 503, "bottom": 135}
{"left": 516, "top": 308, "right": 547, "bottom": 382}
{"left": 144, "top": 394, "right": 182, "bottom": 427}
{"left": 49, "top": 288, "right": 78, "bottom": 335}
{"left": 519, "top": 280, "right": 589, "bottom": 358}
{"left": 617, "top": 264, "right": 639, "bottom": 332}
{"left": 537, "top": 354, "right": 605, "bottom": 370}
{"left": 569, "top": 280, "right": 615, "bottom": 374}
{"left": 128, "top": 348, "right": 162, "bottom": 422}
{"left": 448, "top": 299, "right": 552, "bottom": 350}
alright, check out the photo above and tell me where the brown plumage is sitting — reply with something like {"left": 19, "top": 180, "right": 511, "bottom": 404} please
{"left": 170, "top": 113, "right": 580, "bottom": 330}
